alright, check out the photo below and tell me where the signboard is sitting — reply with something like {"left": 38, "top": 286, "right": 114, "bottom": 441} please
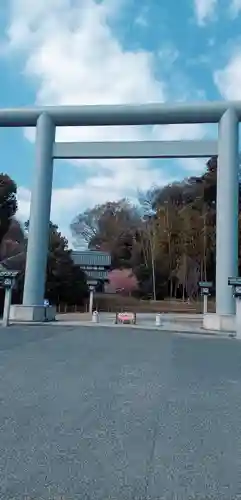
{"left": 0, "top": 270, "right": 19, "bottom": 289}
{"left": 82, "top": 265, "right": 105, "bottom": 271}
{"left": 87, "top": 280, "right": 98, "bottom": 286}
{"left": 116, "top": 312, "right": 136, "bottom": 324}
{"left": 199, "top": 281, "right": 213, "bottom": 288}
{"left": 0, "top": 270, "right": 19, "bottom": 279}
{"left": 44, "top": 299, "right": 49, "bottom": 307}
{"left": 228, "top": 277, "right": 241, "bottom": 286}
{"left": 235, "top": 286, "right": 241, "bottom": 295}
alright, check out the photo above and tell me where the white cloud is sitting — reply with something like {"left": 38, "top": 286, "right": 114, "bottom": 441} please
{"left": 17, "top": 160, "right": 177, "bottom": 247}
{"left": 135, "top": 5, "right": 149, "bottom": 27}
{"left": 17, "top": 183, "right": 117, "bottom": 247}
{"left": 208, "top": 37, "right": 215, "bottom": 46}
{"left": 214, "top": 52, "right": 241, "bottom": 99}
{"left": 153, "top": 123, "right": 205, "bottom": 141}
{"left": 6, "top": 0, "right": 207, "bottom": 242}
{"left": 194, "top": 0, "right": 217, "bottom": 25}
{"left": 156, "top": 45, "right": 180, "bottom": 73}
{"left": 17, "top": 186, "right": 31, "bottom": 222}
{"left": 230, "top": 0, "right": 241, "bottom": 17}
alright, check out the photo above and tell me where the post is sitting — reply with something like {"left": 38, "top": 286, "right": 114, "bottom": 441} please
{"left": 155, "top": 313, "right": 162, "bottom": 326}
{"left": 203, "top": 295, "right": 207, "bottom": 314}
{"left": 235, "top": 299, "right": 241, "bottom": 338}
{"left": 151, "top": 251, "right": 156, "bottom": 301}
{"left": 92, "top": 310, "right": 99, "bottom": 323}
{"left": 89, "top": 288, "right": 94, "bottom": 314}
{"left": 2, "top": 288, "right": 12, "bottom": 327}
{"left": 216, "top": 108, "right": 239, "bottom": 316}
{"left": 23, "top": 113, "right": 55, "bottom": 306}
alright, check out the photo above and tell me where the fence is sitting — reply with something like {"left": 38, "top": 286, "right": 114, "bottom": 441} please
{"left": 56, "top": 294, "right": 216, "bottom": 314}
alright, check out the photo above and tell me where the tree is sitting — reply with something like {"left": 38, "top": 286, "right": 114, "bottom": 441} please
{"left": 4, "top": 218, "right": 25, "bottom": 244}
{"left": 25, "top": 220, "right": 88, "bottom": 305}
{"left": 0, "top": 219, "right": 26, "bottom": 261}
{"left": 137, "top": 189, "right": 158, "bottom": 300}
{"left": 70, "top": 155, "right": 241, "bottom": 301}
{"left": 0, "top": 174, "right": 18, "bottom": 246}
{"left": 150, "top": 158, "right": 220, "bottom": 294}
{"left": 106, "top": 269, "right": 139, "bottom": 295}
{"left": 71, "top": 199, "right": 141, "bottom": 268}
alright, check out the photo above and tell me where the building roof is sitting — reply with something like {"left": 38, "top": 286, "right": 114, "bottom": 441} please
{"left": 71, "top": 250, "right": 111, "bottom": 268}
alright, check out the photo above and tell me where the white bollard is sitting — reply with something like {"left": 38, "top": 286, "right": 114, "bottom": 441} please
{"left": 92, "top": 310, "right": 99, "bottom": 323}
{"left": 155, "top": 313, "right": 162, "bottom": 326}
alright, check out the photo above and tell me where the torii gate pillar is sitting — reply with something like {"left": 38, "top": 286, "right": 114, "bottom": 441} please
{"left": 204, "top": 108, "right": 239, "bottom": 331}
{"left": 216, "top": 109, "right": 239, "bottom": 316}
{"left": 23, "top": 113, "right": 55, "bottom": 307}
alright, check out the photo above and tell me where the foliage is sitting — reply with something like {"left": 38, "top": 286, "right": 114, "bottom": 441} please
{"left": 106, "top": 269, "right": 139, "bottom": 295}
{"left": 46, "top": 222, "right": 88, "bottom": 305}
{"left": 2, "top": 154, "right": 240, "bottom": 307}
{"left": 0, "top": 174, "right": 18, "bottom": 246}
{"left": 23, "top": 220, "right": 88, "bottom": 305}
{"left": 0, "top": 219, "right": 26, "bottom": 263}
{"left": 70, "top": 199, "right": 140, "bottom": 268}
{"left": 71, "top": 156, "right": 228, "bottom": 300}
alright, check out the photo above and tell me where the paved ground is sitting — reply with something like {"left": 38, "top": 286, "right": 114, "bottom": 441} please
{"left": 56, "top": 312, "right": 204, "bottom": 326}
{"left": 55, "top": 312, "right": 224, "bottom": 336}
{"left": 0, "top": 325, "right": 241, "bottom": 499}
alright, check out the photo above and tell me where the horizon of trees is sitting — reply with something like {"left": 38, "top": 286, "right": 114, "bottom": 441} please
{"left": 0, "top": 177, "right": 88, "bottom": 309}
{"left": 71, "top": 155, "right": 240, "bottom": 300}
{"left": 0, "top": 155, "right": 238, "bottom": 304}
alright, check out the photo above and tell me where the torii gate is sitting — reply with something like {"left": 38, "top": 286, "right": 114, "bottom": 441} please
{"left": 2, "top": 102, "right": 239, "bottom": 328}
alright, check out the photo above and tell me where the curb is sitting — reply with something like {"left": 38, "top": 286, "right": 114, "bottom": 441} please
{"left": 64, "top": 321, "right": 234, "bottom": 338}
{"left": 5, "top": 319, "right": 235, "bottom": 338}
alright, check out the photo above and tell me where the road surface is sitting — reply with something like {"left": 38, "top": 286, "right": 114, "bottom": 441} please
{"left": 0, "top": 325, "right": 240, "bottom": 499}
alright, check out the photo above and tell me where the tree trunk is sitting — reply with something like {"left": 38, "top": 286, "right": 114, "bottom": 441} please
{"left": 149, "top": 232, "right": 156, "bottom": 301}
{"left": 170, "top": 278, "right": 173, "bottom": 298}
{"left": 203, "top": 208, "right": 207, "bottom": 281}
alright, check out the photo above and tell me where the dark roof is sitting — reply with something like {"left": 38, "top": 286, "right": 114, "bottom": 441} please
{"left": 71, "top": 250, "right": 111, "bottom": 267}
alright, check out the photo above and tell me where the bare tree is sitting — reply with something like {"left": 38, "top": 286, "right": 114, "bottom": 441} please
{"left": 137, "top": 189, "right": 157, "bottom": 301}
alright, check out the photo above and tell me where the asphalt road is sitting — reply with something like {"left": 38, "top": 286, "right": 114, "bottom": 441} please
{"left": 0, "top": 325, "right": 241, "bottom": 499}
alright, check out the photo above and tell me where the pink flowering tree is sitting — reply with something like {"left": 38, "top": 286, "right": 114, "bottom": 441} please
{"left": 106, "top": 269, "right": 139, "bottom": 295}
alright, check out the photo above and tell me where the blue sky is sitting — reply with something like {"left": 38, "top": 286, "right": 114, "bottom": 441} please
{"left": 0, "top": 0, "right": 241, "bottom": 244}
